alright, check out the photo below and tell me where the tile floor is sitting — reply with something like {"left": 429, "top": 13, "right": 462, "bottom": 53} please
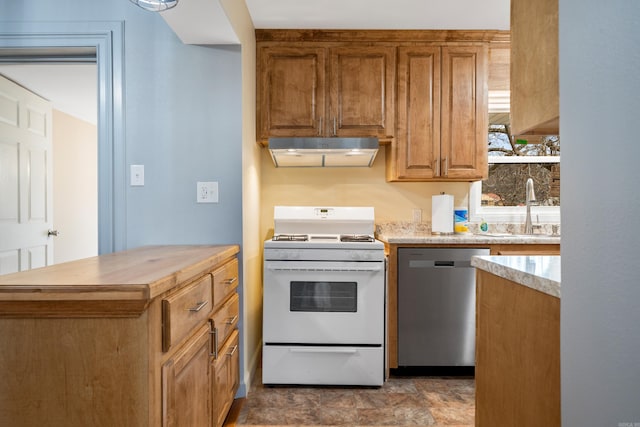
{"left": 225, "top": 371, "right": 475, "bottom": 427}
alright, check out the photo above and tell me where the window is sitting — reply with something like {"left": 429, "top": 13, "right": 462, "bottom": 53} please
{"left": 469, "top": 122, "right": 560, "bottom": 224}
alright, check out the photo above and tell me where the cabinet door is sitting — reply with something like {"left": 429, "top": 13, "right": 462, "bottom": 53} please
{"left": 510, "top": 0, "right": 558, "bottom": 135}
{"left": 162, "top": 325, "right": 211, "bottom": 427}
{"left": 212, "top": 329, "right": 239, "bottom": 427}
{"left": 328, "top": 46, "right": 395, "bottom": 139}
{"left": 257, "top": 46, "right": 326, "bottom": 140}
{"left": 440, "top": 45, "right": 488, "bottom": 180}
{"left": 394, "top": 46, "right": 441, "bottom": 180}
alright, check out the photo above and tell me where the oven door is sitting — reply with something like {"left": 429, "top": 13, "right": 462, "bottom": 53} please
{"left": 263, "top": 260, "right": 385, "bottom": 345}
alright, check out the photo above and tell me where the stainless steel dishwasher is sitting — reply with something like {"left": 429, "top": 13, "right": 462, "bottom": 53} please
{"left": 397, "top": 247, "right": 490, "bottom": 367}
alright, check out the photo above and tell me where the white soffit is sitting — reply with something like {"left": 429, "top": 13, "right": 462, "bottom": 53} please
{"left": 162, "top": 0, "right": 509, "bottom": 45}
{"left": 244, "top": 0, "right": 510, "bottom": 30}
{"left": 161, "top": 0, "right": 240, "bottom": 45}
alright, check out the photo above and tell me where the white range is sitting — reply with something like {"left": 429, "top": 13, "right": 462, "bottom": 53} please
{"left": 262, "top": 206, "right": 386, "bottom": 386}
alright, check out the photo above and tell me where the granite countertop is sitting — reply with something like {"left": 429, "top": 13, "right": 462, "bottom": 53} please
{"left": 376, "top": 221, "right": 561, "bottom": 245}
{"left": 471, "top": 255, "right": 561, "bottom": 298}
{"left": 377, "top": 233, "right": 561, "bottom": 245}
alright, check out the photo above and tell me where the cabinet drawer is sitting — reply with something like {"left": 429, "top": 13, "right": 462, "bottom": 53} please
{"left": 211, "top": 292, "right": 239, "bottom": 353}
{"left": 213, "top": 259, "right": 239, "bottom": 308}
{"left": 162, "top": 274, "right": 213, "bottom": 352}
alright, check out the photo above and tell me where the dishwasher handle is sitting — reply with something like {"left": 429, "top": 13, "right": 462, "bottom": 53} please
{"left": 408, "top": 260, "right": 473, "bottom": 268}
{"left": 434, "top": 260, "right": 454, "bottom": 267}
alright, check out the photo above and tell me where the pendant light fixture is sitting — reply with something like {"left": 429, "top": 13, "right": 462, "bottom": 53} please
{"left": 129, "top": 0, "right": 178, "bottom": 12}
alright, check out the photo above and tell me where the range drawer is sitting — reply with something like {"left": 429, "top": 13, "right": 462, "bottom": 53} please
{"left": 262, "top": 345, "right": 384, "bottom": 386}
{"left": 162, "top": 274, "right": 213, "bottom": 352}
{"left": 213, "top": 259, "right": 239, "bottom": 308}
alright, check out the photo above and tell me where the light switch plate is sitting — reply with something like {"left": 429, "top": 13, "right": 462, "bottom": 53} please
{"left": 130, "top": 165, "right": 144, "bottom": 186}
{"left": 197, "top": 181, "right": 218, "bottom": 203}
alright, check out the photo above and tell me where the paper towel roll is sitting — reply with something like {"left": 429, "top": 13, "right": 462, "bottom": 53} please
{"left": 432, "top": 194, "right": 454, "bottom": 234}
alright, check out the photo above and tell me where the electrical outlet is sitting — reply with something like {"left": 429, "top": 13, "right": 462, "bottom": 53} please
{"left": 412, "top": 208, "right": 422, "bottom": 223}
{"left": 130, "top": 165, "right": 144, "bottom": 186}
{"left": 196, "top": 181, "right": 218, "bottom": 203}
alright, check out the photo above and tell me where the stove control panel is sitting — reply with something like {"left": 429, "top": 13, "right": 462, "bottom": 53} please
{"left": 314, "top": 207, "right": 336, "bottom": 218}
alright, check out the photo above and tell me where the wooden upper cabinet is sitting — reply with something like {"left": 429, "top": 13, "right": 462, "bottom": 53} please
{"left": 510, "top": 0, "right": 559, "bottom": 136}
{"left": 258, "top": 46, "right": 326, "bottom": 139}
{"left": 257, "top": 43, "right": 395, "bottom": 143}
{"left": 393, "top": 46, "right": 441, "bottom": 180}
{"left": 390, "top": 44, "right": 487, "bottom": 181}
{"left": 441, "top": 46, "right": 488, "bottom": 180}
{"left": 328, "top": 46, "right": 395, "bottom": 139}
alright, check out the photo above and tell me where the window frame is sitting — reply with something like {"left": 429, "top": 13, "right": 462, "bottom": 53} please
{"left": 469, "top": 155, "right": 561, "bottom": 224}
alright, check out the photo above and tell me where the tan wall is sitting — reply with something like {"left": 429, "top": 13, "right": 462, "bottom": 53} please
{"left": 260, "top": 148, "right": 470, "bottom": 238}
{"left": 52, "top": 109, "right": 98, "bottom": 264}
{"left": 220, "top": 0, "right": 260, "bottom": 396}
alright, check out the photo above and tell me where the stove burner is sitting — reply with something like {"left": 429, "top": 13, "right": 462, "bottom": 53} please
{"left": 340, "top": 234, "right": 375, "bottom": 243}
{"left": 272, "top": 234, "right": 309, "bottom": 242}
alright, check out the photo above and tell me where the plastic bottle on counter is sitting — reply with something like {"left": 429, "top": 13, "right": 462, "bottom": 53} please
{"left": 454, "top": 207, "right": 469, "bottom": 233}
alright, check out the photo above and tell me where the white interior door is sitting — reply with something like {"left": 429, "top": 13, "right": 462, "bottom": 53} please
{"left": 0, "top": 74, "right": 53, "bottom": 274}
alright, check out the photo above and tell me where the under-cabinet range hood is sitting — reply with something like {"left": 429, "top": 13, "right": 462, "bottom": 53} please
{"left": 268, "top": 137, "right": 379, "bottom": 167}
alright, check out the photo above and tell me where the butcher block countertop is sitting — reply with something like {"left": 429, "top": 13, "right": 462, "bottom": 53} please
{"left": 0, "top": 245, "right": 240, "bottom": 317}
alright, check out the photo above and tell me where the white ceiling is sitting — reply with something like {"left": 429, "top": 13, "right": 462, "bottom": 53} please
{"left": 162, "top": 0, "right": 510, "bottom": 45}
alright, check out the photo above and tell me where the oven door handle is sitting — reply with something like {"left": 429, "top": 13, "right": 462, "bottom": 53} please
{"left": 289, "top": 347, "right": 358, "bottom": 354}
{"left": 266, "top": 265, "right": 383, "bottom": 272}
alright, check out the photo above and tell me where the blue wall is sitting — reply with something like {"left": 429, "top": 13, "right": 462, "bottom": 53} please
{"left": 560, "top": 0, "right": 640, "bottom": 424}
{"left": 1, "top": 0, "right": 243, "bottom": 249}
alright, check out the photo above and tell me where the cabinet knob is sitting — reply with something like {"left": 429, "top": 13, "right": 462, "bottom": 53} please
{"left": 48, "top": 229, "right": 60, "bottom": 237}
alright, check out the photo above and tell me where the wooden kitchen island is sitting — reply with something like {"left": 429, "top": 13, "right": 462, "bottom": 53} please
{"left": 471, "top": 255, "right": 561, "bottom": 427}
{"left": 0, "top": 245, "right": 240, "bottom": 427}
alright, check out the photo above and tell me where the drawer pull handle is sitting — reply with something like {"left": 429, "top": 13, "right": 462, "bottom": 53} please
{"left": 209, "top": 326, "right": 219, "bottom": 358}
{"left": 227, "top": 345, "right": 238, "bottom": 357}
{"left": 226, "top": 315, "right": 238, "bottom": 325}
{"left": 188, "top": 301, "right": 208, "bottom": 312}
{"left": 223, "top": 277, "right": 237, "bottom": 285}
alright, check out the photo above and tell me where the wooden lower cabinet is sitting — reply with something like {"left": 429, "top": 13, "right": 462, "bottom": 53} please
{"left": 0, "top": 245, "right": 240, "bottom": 427}
{"left": 210, "top": 259, "right": 240, "bottom": 427}
{"left": 475, "top": 270, "right": 560, "bottom": 427}
{"left": 213, "top": 330, "right": 240, "bottom": 427}
{"left": 162, "top": 324, "right": 213, "bottom": 427}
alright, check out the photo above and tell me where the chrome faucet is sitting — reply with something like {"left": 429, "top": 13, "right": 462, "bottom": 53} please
{"left": 524, "top": 178, "right": 537, "bottom": 234}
